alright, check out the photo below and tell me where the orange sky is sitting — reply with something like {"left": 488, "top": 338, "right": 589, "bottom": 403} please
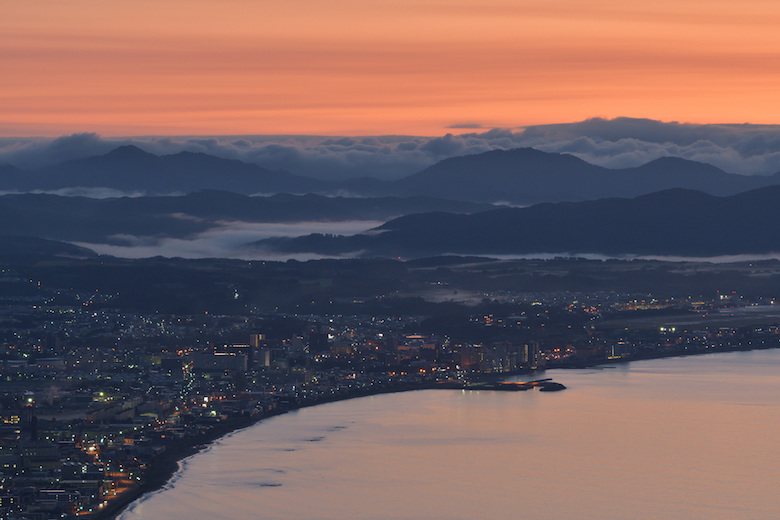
{"left": 3, "top": 0, "right": 780, "bottom": 136}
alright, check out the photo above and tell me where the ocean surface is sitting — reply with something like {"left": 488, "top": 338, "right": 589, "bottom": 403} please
{"left": 119, "top": 350, "right": 780, "bottom": 520}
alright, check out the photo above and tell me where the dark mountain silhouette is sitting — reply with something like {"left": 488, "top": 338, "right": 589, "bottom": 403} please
{"left": 391, "top": 148, "right": 606, "bottom": 202}
{"left": 1, "top": 145, "right": 779, "bottom": 205}
{"left": 0, "top": 191, "right": 492, "bottom": 243}
{"left": 0, "top": 163, "right": 28, "bottom": 189}
{"left": 0, "top": 236, "right": 97, "bottom": 262}
{"left": 380, "top": 149, "right": 780, "bottom": 204}
{"left": 0, "top": 145, "right": 330, "bottom": 194}
{"left": 255, "top": 186, "right": 780, "bottom": 258}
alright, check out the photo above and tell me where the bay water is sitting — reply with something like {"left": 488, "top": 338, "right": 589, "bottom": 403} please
{"left": 119, "top": 350, "right": 780, "bottom": 519}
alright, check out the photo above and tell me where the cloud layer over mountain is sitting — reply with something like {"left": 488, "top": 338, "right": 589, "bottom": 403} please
{"left": 4, "top": 118, "right": 780, "bottom": 179}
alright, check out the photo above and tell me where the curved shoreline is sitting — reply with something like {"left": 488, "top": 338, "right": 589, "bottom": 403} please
{"left": 101, "top": 343, "right": 779, "bottom": 520}
{"left": 99, "top": 411, "right": 278, "bottom": 520}
{"left": 100, "top": 382, "right": 436, "bottom": 520}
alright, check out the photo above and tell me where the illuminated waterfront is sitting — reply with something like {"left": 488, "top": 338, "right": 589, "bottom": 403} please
{"left": 118, "top": 350, "right": 780, "bottom": 520}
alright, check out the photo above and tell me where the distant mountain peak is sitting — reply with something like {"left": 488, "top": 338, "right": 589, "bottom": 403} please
{"left": 104, "top": 144, "right": 153, "bottom": 158}
{"left": 638, "top": 156, "right": 722, "bottom": 169}
{"left": 167, "top": 150, "right": 219, "bottom": 159}
{"left": 645, "top": 155, "right": 695, "bottom": 164}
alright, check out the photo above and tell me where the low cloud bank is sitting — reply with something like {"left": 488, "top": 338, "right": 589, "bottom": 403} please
{"left": 4, "top": 118, "right": 780, "bottom": 179}
{"left": 0, "top": 187, "right": 149, "bottom": 198}
{"left": 74, "top": 220, "right": 382, "bottom": 260}
{"left": 488, "top": 252, "right": 780, "bottom": 263}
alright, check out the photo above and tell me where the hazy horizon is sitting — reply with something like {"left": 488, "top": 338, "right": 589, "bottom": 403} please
{"left": 5, "top": 117, "right": 780, "bottom": 180}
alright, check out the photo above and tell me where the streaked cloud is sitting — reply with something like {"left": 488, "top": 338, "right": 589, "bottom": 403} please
{"left": 5, "top": 2, "right": 780, "bottom": 136}
{"left": 447, "top": 123, "right": 485, "bottom": 129}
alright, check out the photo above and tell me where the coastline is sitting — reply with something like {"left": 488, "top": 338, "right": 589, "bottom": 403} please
{"left": 97, "top": 411, "right": 275, "bottom": 520}
{"left": 100, "top": 342, "right": 779, "bottom": 520}
{"left": 98, "top": 382, "right": 435, "bottom": 520}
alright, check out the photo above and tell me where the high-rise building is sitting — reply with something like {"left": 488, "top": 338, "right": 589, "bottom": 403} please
{"left": 249, "top": 334, "right": 266, "bottom": 348}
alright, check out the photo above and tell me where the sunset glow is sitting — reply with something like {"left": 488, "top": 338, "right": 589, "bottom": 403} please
{"left": 4, "top": 0, "right": 780, "bottom": 136}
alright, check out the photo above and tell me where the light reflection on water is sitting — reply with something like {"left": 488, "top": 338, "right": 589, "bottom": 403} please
{"left": 119, "top": 350, "right": 780, "bottom": 520}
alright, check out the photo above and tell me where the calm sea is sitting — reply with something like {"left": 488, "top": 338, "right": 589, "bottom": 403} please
{"left": 119, "top": 350, "right": 780, "bottom": 520}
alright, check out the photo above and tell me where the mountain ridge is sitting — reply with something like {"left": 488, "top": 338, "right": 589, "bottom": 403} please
{"left": 254, "top": 185, "right": 780, "bottom": 258}
{"left": 1, "top": 145, "right": 779, "bottom": 205}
